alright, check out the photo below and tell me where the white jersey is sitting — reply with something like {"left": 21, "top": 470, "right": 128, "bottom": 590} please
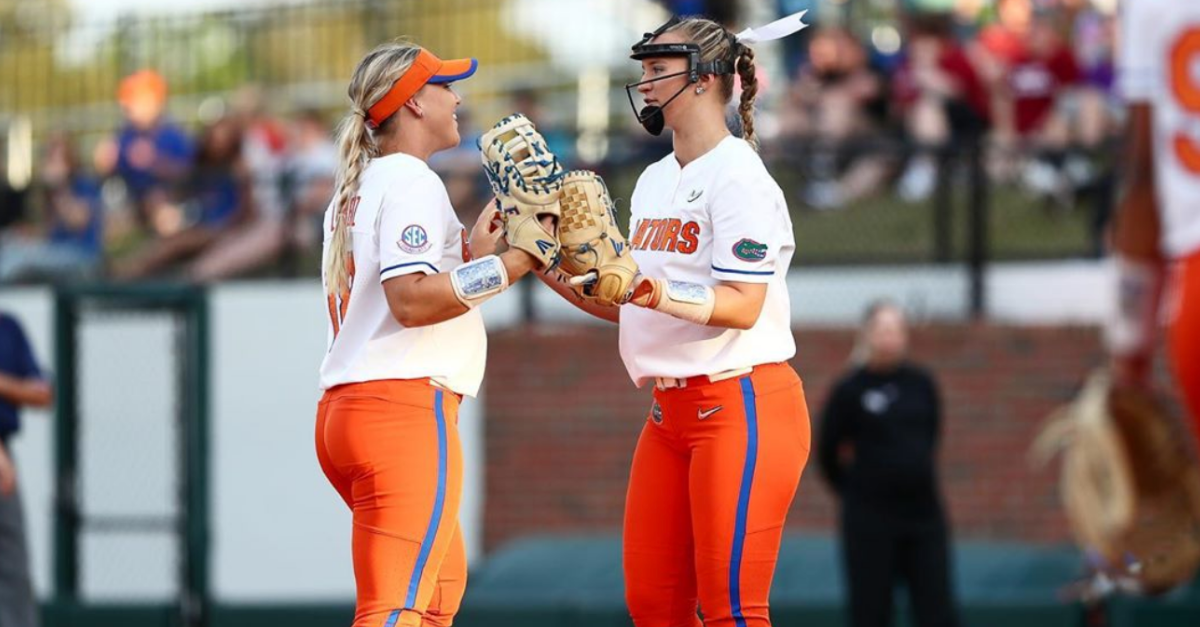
{"left": 1119, "top": 0, "right": 1200, "bottom": 258}
{"left": 318, "top": 152, "right": 486, "bottom": 396}
{"left": 619, "top": 136, "right": 796, "bottom": 387}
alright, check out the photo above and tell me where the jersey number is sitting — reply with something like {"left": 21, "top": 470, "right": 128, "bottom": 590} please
{"left": 1171, "top": 28, "right": 1200, "bottom": 174}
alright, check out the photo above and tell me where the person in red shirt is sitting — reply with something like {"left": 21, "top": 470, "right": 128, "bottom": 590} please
{"left": 893, "top": 12, "right": 992, "bottom": 201}
{"left": 977, "top": 1, "right": 1093, "bottom": 203}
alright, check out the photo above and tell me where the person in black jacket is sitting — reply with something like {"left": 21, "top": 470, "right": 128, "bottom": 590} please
{"left": 817, "top": 300, "right": 961, "bottom": 627}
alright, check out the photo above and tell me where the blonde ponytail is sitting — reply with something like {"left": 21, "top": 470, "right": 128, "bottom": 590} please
{"left": 735, "top": 45, "right": 760, "bottom": 152}
{"left": 324, "top": 111, "right": 375, "bottom": 296}
{"left": 323, "top": 42, "right": 423, "bottom": 296}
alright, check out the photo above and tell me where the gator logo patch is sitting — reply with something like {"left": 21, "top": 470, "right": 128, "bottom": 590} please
{"left": 732, "top": 238, "right": 768, "bottom": 261}
{"left": 650, "top": 400, "right": 663, "bottom": 424}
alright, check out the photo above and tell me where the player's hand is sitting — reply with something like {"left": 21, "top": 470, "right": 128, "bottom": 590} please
{"left": 501, "top": 215, "right": 556, "bottom": 273}
{"left": 469, "top": 200, "right": 505, "bottom": 260}
{"left": 510, "top": 215, "right": 558, "bottom": 269}
{"left": 0, "top": 445, "right": 16, "bottom": 497}
{"left": 627, "top": 275, "right": 661, "bottom": 309}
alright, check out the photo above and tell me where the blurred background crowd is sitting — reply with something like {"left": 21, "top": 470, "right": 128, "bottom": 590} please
{"left": 0, "top": 0, "right": 1121, "bottom": 287}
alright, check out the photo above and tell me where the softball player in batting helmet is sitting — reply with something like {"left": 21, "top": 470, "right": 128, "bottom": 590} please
{"left": 315, "top": 42, "right": 545, "bottom": 627}
{"left": 1112, "top": 0, "right": 1200, "bottom": 441}
{"left": 543, "top": 11, "right": 811, "bottom": 627}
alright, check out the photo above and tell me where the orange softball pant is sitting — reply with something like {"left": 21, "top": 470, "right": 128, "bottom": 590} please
{"left": 315, "top": 379, "right": 465, "bottom": 627}
{"left": 624, "top": 362, "right": 811, "bottom": 627}
{"left": 1170, "top": 250, "right": 1200, "bottom": 442}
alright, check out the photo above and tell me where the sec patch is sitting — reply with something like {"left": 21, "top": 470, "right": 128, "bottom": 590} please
{"left": 733, "top": 238, "right": 768, "bottom": 261}
{"left": 399, "top": 224, "right": 432, "bottom": 254}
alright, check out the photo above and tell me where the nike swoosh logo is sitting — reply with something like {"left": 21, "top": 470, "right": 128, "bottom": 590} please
{"left": 697, "top": 405, "right": 723, "bottom": 420}
{"left": 687, "top": 189, "right": 703, "bottom": 202}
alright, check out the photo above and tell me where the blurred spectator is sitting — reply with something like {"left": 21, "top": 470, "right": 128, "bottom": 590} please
{"left": 817, "top": 300, "right": 961, "bottom": 627}
{"left": 1052, "top": 1, "right": 1121, "bottom": 239}
{"left": 892, "top": 12, "right": 991, "bottom": 202}
{"left": 778, "top": 27, "right": 892, "bottom": 210}
{"left": 0, "top": 134, "right": 103, "bottom": 283}
{"left": 0, "top": 310, "right": 52, "bottom": 627}
{"left": 113, "top": 116, "right": 249, "bottom": 280}
{"left": 108, "top": 69, "right": 193, "bottom": 231}
{"left": 1056, "top": 0, "right": 1122, "bottom": 159}
{"left": 184, "top": 87, "right": 291, "bottom": 282}
{"left": 949, "top": 0, "right": 989, "bottom": 38}
{"left": 975, "top": 1, "right": 1096, "bottom": 203}
{"left": 231, "top": 85, "right": 289, "bottom": 223}
{"left": 977, "top": 1, "right": 1081, "bottom": 139}
{"left": 281, "top": 109, "right": 337, "bottom": 261}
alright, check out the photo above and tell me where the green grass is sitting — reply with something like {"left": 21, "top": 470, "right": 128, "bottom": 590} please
{"left": 606, "top": 159, "right": 1099, "bottom": 267}
{"left": 788, "top": 183, "right": 1096, "bottom": 265}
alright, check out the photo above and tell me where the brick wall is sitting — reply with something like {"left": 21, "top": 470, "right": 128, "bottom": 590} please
{"left": 482, "top": 323, "right": 1160, "bottom": 551}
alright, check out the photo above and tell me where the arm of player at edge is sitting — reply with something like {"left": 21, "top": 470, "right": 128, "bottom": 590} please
{"left": 1114, "top": 105, "right": 1163, "bottom": 262}
{"left": 1110, "top": 103, "right": 1167, "bottom": 388}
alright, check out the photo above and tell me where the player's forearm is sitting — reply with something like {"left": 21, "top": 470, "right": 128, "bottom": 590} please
{"left": 386, "top": 273, "right": 469, "bottom": 327}
{"left": 1114, "top": 184, "right": 1163, "bottom": 261}
{"left": 384, "top": 250, "right": 540, "bottom": 328}
{"left": 0, "top": 373, "right": 53, "bottom": 408}
{"left": 708, "top": 284, "right": 767, "bottom": 330}
{"left": 630, "top": 277, "right": 765, "bottom": 330}
{"left": 498, "top": 249, "right": 540, "bottom": 283}
{"left": 536, "top": 270, "right": 620, "bottom": 324}
{"left": 1113, "top": 105, "right": 1162, "bottom": 261}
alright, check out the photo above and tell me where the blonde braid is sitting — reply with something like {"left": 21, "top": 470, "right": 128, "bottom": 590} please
{"left": 736, "top": 45, "right": 760, "bottom": 151}
{"left": 324, "top": 111, "right": 374, "bottom": 296}
{"left": 323, "top": 43, "right": 422, "bottom": 296}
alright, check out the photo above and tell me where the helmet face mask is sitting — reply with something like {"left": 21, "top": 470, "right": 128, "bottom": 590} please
{"left": 624, "top": 16, "right": 737, "bottom": 136}
{"left": 625, "top": 67, "right": 693, "bottom": 137}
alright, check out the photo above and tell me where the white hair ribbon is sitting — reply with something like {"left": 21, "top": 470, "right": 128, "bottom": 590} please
{"left": 734, "top": 9, "right": 810, "bottom": 45}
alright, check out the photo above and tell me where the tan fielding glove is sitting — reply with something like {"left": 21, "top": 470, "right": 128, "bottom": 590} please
{"left": 478, "top": 113, "right": 563, "bottom": 268}
{"left": 556, "top": 170, "right": 639, "bottom": 306}
{"left": 1032, "top": 370, "right": 1200, "bottom": 596}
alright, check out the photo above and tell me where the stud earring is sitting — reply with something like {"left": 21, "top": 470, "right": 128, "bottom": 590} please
{"left": 695, "top": 87, "right": 706, "bottom": 95}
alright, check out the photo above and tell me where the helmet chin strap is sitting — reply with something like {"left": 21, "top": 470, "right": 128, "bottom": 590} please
{"left": 625, "top": 70, "right": 696, "bottom": 137}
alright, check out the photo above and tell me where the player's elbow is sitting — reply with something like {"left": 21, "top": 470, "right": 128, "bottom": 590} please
{"left": 388, "top": 300, "right": 430, "bottom": 328}
{"left": 383, "top": 276, "right": 435, "bottom": 328}
{"left": 725, "top": 314, "right": 758, "bottom": 330}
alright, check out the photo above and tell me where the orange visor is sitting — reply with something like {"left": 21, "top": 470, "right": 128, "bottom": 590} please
{"left": 365, "top": 48, "right": 478, "bottom": 128}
